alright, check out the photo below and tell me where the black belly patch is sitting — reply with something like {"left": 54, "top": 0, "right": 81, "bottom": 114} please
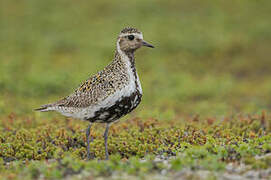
{"left": 86, "top": 91, "right": 142, "bottom": 123}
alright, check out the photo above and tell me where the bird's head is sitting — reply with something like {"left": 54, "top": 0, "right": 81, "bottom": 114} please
{"left": 117, "top": 27, "right": 154, "bottom": 53}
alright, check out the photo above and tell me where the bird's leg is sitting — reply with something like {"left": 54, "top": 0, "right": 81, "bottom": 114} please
{"left": 104, "top": 123, "right": 111, "bottom": 160}
{"left": 86, "top": 123, "right": 93, "bottom": 160}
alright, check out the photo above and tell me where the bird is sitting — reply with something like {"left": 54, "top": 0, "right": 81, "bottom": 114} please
{"left": 35, "top": 27, "right": 154, "bottom": 160}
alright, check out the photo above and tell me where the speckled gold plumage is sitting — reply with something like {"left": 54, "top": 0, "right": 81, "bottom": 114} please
{"left": 55, "top": 53, "right": 129, "bottom": 108}
{"left": 120, "top": 27, "right": 141, "bottom": 34}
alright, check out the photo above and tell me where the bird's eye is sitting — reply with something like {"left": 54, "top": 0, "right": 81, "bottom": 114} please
{"left": 128, "top": 35, "right": 134, "bottom": 40}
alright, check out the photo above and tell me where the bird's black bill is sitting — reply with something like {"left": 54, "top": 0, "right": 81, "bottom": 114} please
{"left": 142, "top": 41, "right": 154, "bottom": 48}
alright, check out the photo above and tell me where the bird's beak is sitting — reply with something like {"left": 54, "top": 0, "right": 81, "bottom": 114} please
{"left": 142, "top": 40, "right": 154, "bottom": 48}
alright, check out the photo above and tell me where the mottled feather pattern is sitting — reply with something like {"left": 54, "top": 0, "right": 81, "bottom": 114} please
{"left": 120, "top": 27, "right": 141, "bottom": 34}
{"left": 55, "top": 53, "right": 130, "bottom": 108}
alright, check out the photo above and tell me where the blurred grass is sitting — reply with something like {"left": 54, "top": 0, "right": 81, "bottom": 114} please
{"left": 1, "top": 0, "right": 271, "bottom": 117}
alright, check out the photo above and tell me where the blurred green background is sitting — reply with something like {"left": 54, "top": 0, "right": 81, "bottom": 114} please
{"left": 1, "top": 0, "right": 271, "bottom": 118}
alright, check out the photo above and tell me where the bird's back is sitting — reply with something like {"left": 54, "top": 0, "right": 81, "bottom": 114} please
{"left": 58, "top": 57, "right": 129, "bottom": 108}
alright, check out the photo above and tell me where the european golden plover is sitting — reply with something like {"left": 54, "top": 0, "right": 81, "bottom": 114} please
{"left": 35, "top": 27, "right": 154, "bottom": 160}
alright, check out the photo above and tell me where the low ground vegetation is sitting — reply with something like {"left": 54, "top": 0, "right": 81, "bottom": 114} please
{"left": 0, "top": 112, "right": 271, "bottom": 179}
